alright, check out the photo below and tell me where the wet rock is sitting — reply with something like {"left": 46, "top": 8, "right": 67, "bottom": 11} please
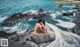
{"left": 74, "top": 9, "right": 80, "bottom": 35}
{"left": 3, "top": 29, "right": 55, "bottom": 47}
{"left": 29, "top": 32, "right": 55, "bottom": 44}
{"left": 48, "top": 34, "right": 55, "bottom": 41}
{"left": 39, "top": 43, "right": 50, "bottom": 47}
{"left": 22, "top": 41, "right": 39, "bottom": 47}
{"left": 1, "top": 9, "right": 51, "bottom": 26}
{"left": 74, "top": 6, "right": 80, "bottom": 35}
{"left": 1, "top": 13, "right": 24, "bottom": 25}
{"left": 61, "top": 10, "right": 73, "bottom": 16}
{"left": 0, "top": 31, "right": 10, "bottom": 37}
{"left": 39, "top": 8, "right": 44, "bottom": 12}
{"left": 0, "top": 30, "right": 17, "bottom": 38}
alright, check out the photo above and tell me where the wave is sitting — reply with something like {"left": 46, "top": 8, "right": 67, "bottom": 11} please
{"left": 55, "top": 11, "right": 62, "bottom": 15}
{"left": 56, "top": 19, "right": 75, "bottom": 29}
{"left": 0, "top": 16, "right": 8, "bottom": 23}
{"left": 63, "top": 5, "right": 75, "bottom": 8}
{"left": 23, "top": 10, "right": 38, "bottom": 14}
{"left": 3, "top": 26, "right": 19, "bottom": 33}
{"left": 28, "top": 18, "right": 34, "bottom": 21}
{"left": 46, "top": 22, "right": 80, "bottom": 47}
{"left": 4, "top": 26, "right": 28, "bottom": 33}
{"left": 50, "top": 12, "right": 75, "bottom": 29}
{"left": 50, "top": 14, "right": 56, "bottom": 19}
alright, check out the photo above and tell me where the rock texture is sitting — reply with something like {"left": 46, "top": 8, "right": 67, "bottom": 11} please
{"left": 62, "top": 11, "right": 73, "bottom": 16}
{"left": 29, "top": 32, "right": 55, "bottom": 44}
{"left": 74, "top": 6, "right": 80, "bottom": 35}
{"left": 0, "top": 30, "right": 55, "bottom": 47}
{"left": 1, "top": 9, "right": 51, "bottom": 26}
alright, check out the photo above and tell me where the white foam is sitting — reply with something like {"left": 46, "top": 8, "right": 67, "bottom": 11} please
{"left": 73, "top": 13, "right": 76, "bottom": 16}
{"left": 0, "top": 16, "right": 8, "bottom": 23}
{"left": 28, "top": 18, "right": 33, "bottom": 21}
{"left": 50, "top": 14, "right": 56, "bottom": 19}
{"left": 30, "top": 10, "right": 38, "bottom": 14}
{"left": 4, "top": 26, "right": 19, "bottom": 33}
{"left": 62, "top": 10, "right": 66, "bottom": 13}
{"left": 17, "top": 29, "right": 27, "bottom": 33}
{"left": 63, "top": 5, "right": 75, "bottom": 8}
{"left": 23, "top": 11, "right": 29, "bottom": 14}
{"left": 23, "top": 10, "right": 38, "bottom": 14}
{"left": 68, "top": 10, "right": 73, "bottom": 12}
{"left": 56, "top": 11, "right": 62, "bottom": 15}
{"left": 56, "top": 19, "right": 75, "bottom": 29}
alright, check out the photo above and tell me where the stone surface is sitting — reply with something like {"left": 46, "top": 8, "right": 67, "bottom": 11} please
{"left": 29, "top": 31, "right": 55, "bottom": 44}
{"left": 1, "top": 30, "right": 55, "bottom": 47}
{"left": 1, "top": 9, "right": 51, "bottom": 26}
{"left": 74, "top": 9, "right": 80, "bottom": 35}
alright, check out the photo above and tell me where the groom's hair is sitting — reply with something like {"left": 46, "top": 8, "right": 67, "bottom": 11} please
{"left": 38, "top": 19, "right": 45, "bottom": 25}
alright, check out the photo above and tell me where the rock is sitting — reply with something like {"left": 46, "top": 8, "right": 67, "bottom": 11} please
{"left": 0, "top": 31, "right": 10, "bottom": 37}
{"left": 0, "top": 30, "right": 17, "bottom": 38}
{"left": 74, "top": 9, "right": 80, "bottom": 35}
{"left": 2, "top": 29, "right": 55, "bottom": 47}
{"left": 73, "top": 6, "right": 80, "bottom": 9}
{"left": 62, "top": 11, "right": 73, "bottom": 16}
{"left": 22, "top": 41, "right": 39, "bottom": 47}
{"left": 39, "top": 8, "right": 44, "bottom": 12}
{"left": 39, "top": 43, "right": 50, "bottom": 47}
{"left": 1, "top": 9, "right": 51, "bottom": 26}
{"left": 1, "top": 13, "right": 24, "bottom": 25}
{"left": 29, "top": 32, "right": 55, "bottom": 44}
{"left": 58, "top": 4, "right": 63, "bottom": 7}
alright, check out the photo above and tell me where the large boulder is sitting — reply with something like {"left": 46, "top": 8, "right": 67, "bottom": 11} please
{"left": 7, "top": 31, "right": 55, "bottom": 47}
{"left": 28, "top": 32, "right": 55, "bottom": 44}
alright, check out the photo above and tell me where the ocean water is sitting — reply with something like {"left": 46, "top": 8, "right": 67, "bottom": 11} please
{"left": 1, "top": 0, "right": 80, "bottom": 47}
{"left": 0, "top": 0, "right": 75, "bottom": 32}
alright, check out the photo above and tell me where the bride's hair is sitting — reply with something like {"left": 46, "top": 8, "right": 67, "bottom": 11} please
{"left": 38, "top": 19, "right": 45, "bottom": 25}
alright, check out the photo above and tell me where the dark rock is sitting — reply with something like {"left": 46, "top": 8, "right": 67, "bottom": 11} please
{"left": 2, "top": 29, "right": 55, "bottom": 47}
{"left": 58, "top": 4, "right": 63, "bottom": 7}
{"left": 22, "top": 42, "right": 26, "bottom": 45}
{"left": 39, "top": 43, "right": 50, "bottom": 47}
{"left": 73, "top": 6, "right": 80, "bottom": 9}
{"left": 29, "top": 32, "right": 55, "bottom": 44}
{"left": 74, "top": 7, "right": 80, "bottom": 35}
{"left": 1, "top": 13, "right": 24, "bottom": 25}
{"left": 0, "top": 31, "right": 10, "bottom": 37}
{"left": 23, "top": 41, "right": 39, "bottom": 47}
{"left": 39, "top": 8, "right": 44, "bottom": 12}
{"left": 1, "top": 9, "right": 50, "bottom": 26}
{"left": 62, "top": 11, "right": 73, "bottom": 16}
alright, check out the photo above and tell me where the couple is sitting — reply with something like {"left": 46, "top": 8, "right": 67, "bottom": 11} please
{"left": 32, "top": 19, "right": 48, "bottom": 34}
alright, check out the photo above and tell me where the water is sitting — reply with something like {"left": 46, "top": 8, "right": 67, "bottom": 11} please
{"left": 0, "top": 0, "right": 56, "bottom": 16}
{"left": 0, "top": 0, "right": 80, "bottom": 47}
{"left": 0, "top": 0, "right": 76, "bottom": 32}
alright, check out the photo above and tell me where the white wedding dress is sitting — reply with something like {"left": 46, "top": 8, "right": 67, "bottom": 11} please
{"left": 46, "top": 22, "right": 80, "bottom": 47}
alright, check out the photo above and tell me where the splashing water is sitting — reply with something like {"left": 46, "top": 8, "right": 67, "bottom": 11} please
{"left": 56, "top": 19, "right": 76, "bottom": 29}
{"left": 46, "top": 22, "right": 80, "bottom": 47}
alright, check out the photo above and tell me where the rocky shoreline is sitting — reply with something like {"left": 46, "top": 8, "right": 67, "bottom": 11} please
{"left": 0, "top": 29, "right": 55, "bottom": 47}
{"left": 1, "top": 9, "right": 51, "bottom": 26}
